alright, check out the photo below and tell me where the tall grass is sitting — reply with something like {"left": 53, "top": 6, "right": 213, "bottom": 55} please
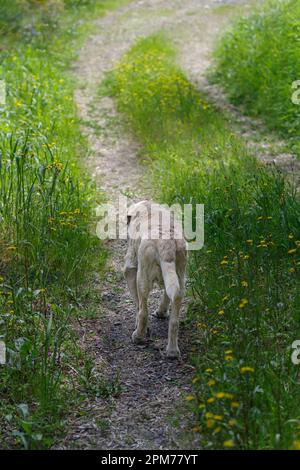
{"left": 212, "top": 0, "right": 300, "bottom": 155}
{"left": 104, "top": 34, "right": 300, "bottom": 449}
{"left": 0, "top": 0, "right": 127, "bottom": 449}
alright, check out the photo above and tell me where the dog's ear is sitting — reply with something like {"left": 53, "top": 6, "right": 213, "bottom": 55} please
{"left": 127, "top": 214, "right": 132, "bottom": 226}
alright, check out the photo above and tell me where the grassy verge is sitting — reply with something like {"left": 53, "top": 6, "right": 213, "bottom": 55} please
{"left": 0, "top": 0, "right": 128, "bottom": 449}
{"left": 104, "top": 34, "right": 300, "bottom": 449}
{"left": 211, "top": 0, "right": 300, "bottom": 156}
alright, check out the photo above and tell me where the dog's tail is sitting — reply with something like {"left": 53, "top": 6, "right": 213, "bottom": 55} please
{"left": 160, "top": 259, "right": 180, "bottom": 303}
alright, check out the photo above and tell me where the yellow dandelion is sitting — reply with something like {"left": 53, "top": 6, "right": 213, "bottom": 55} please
{"left": 288, "top": 248, "right": 297, "bottom": 254}
{"left": 240, "top": 366, "right": 254, "bottom": 374}
{"left": 225, "top": 355, "right": 233, "bottom": 362}
{"left": 224, "top": 393, "right": 234, "bottom": 400}
{"left": 223, "top": 440, "right": 235, "bottom": 448}
{"left": 206, "top": 419, "right": 215, "bottom": 428}
{"left": 239, "top": 298, "right": 249, "bottom": 308}
{"left": 186, "top": 395, "right": 195, "bottom": 402}
{"left": 208, "top": 380, "right": 216, "bottom": 387}
{"left": 214, "top": 415, "right": 223, "bottom": 421}
{"left": 231, "top": 402, "right": 240, "bottom": 408}
{"left": 213, "top": 427, "right": 222, "bottom": 434}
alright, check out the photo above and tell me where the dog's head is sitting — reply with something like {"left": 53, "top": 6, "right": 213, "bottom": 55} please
{"left": 127, "top": 200, "right": 150, "bottom": 226}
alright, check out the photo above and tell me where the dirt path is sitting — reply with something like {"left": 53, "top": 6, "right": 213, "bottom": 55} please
{"left": 56, "top": 0, "right": 291, "bottom": 450}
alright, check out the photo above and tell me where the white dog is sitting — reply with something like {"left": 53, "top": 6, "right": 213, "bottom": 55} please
{"left": 124, "top": 201, "right": 187, "bottom": 358}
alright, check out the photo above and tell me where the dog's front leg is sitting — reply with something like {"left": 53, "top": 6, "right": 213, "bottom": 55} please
{"left": 155, "top": 289, "right": 170, "bottom": 318}
{"left": 124, "top": 266, "right": 138, "bottom": 309}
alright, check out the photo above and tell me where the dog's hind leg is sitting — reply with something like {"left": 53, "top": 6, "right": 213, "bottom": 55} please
{"left": 166, "top": 294, "right": 182, "bottom": 359}
{"left": 132, "top": 269, "right": 149, "bottom": 344}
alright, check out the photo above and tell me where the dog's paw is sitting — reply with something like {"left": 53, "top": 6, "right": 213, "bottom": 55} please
{"left": 166, "top": 347, "right": 181, "bottom": 360}
{"left": 153, "top": 309, "right": 169, "bottom": 319}
{"left": 132, "top": 330, "right": 145, "bottom": 344}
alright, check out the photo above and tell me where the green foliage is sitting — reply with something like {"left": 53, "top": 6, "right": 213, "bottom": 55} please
{"left": 0, "top": 0, "right": 126, "bottom": 449}
{"left": 106, "top": 34, "right": 300, "bottom": 449}
{"left": 212, "top": 0, "right": 300, "bottom": 154}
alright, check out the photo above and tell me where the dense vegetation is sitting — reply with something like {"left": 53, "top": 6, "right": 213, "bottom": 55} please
{"left": 0, "top": 0, "right": 125, "bottom": 449}
{"left": 105, "top": 34, "right": 300, "bottom": 449}
{"left": 212, "top": 0, "right": 300, "bottom": 155}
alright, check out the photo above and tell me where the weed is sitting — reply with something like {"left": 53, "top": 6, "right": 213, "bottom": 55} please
{"left": 105, "top": 33, "right": 300, "bottom": 449}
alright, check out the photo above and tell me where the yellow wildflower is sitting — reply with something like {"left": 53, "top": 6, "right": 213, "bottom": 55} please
{"left": 240, "top": 366, "right": 254, "bottom": 374}
{"left": 206, "top": 419, "right": 215, "bottom": 428}
{"left": 213, "top": 427, "right": 222, "bottom": 434}
{"left": 214, "top": 415, "right": 223, "bottom": 421}
{"left": 186, "top": 395, "right": 195, "bottom": 402}
{"left": 225, "top": 355, "right": 233, "bottom": 362}
{"left": 223, "top": 440, "right": 235, "bottom": 448}
{"left": 239, "top": 298, "right": 249, "bottom": 308}
{"left": 231, "top": 402, "right": 240, "bottom": 408}
{"left": 220, "top": 260, "right": 229, "bottom": 266}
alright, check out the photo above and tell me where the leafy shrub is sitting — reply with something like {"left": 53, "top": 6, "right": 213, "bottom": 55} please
{"left": 106, "top": 34, "right": 300, "bottom": 449}
{"left": 212, "top": 0, "right": 300, "bottom": 154}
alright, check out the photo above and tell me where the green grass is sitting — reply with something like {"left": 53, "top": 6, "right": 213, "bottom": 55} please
{"left": 104, "top": 33, "right": 300, "bottom": 450}
{"left": 0, "top": 0, "right": 128, "bottom": 449}
{"left": 211, "top": 0, "right": 300, "bottom": 156}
